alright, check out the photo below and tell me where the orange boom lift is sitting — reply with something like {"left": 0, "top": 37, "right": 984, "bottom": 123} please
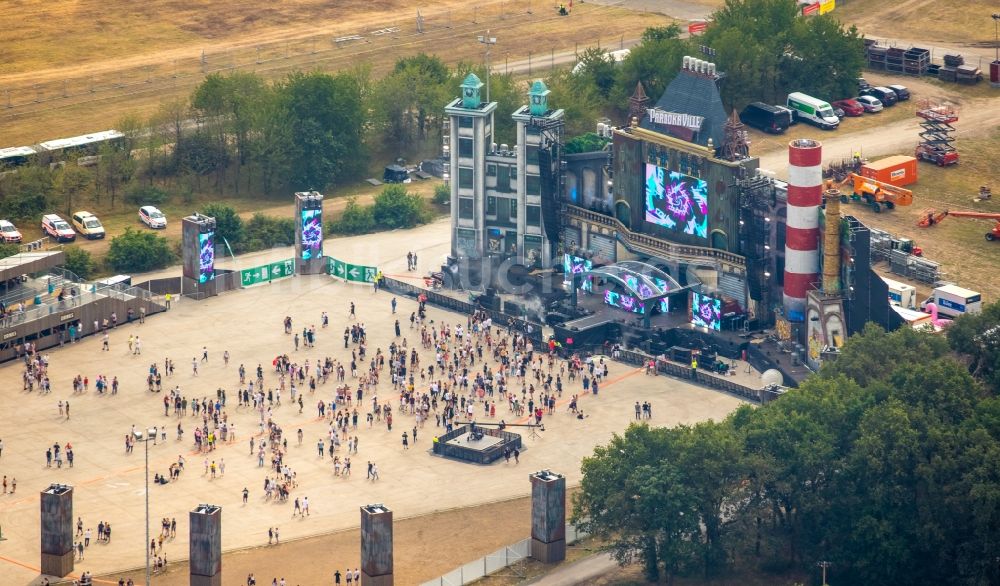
{"left": 831, "top": 173, "right": 914, "bottom": 213}
{"left": 918, "top": 209, "right": 1000, "bottom": 241}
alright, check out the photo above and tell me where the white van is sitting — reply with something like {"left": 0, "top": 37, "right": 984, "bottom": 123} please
{"left": 786, "top": 92, "right": 840, "bottom": 130}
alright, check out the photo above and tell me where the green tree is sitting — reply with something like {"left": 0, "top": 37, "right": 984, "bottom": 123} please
{"left": 63, "top": 246, "right": 95, "bottom": 280}
{"left": 0, "top": 165, "right": 53, "bottom": 219}
{"left": 544, "top": 69, "right": 604, "bottom": 138}
{"left": 564, "top": 133, "right": 610, "bottom": 154}
{"left": 574, "top": 47, "right": 617, "bottom": 100}
{"left": 0, "top": 243, "right": 20, "bottom": 259}
{"left": 200, "top": 203, "right": 245, "bottom": 252}
{"left": 948, "top": 300, "right": 1000, "bottom": 392}
{"left": 277, "top": 71, "right": 367, "bottom": 190}
{"left": 613, "top": 27, "right": 687, "bottom": 109}
{"left": 56, "top": 165, "right": 93, "bottom": 215}
{"left": 243, "top": 214, "right": 296, "bottom": 251}
{"left": 374, "top": 54, "right": 451, "bottom": 150}
{"left": 432, "top": 183, "right": 450, "bottom": 205}
{"left": 106, "top": 228, "right": 174, "bottom": 272}
{"left": 371, "top": 184, "right": 430, "bottom": 229}
{"left": 332, "top": 197, "right": 375, "bottom": 235}
{"left": 97, "top": 143, "right": 135, "bottom": 208}
{"left": 574, "top": 424, "right": 704, "bottom": 584}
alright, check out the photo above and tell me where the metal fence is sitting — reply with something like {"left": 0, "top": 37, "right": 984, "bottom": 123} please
{"left": 379, "top": 276, "right": 545, "bottom": 346}
{"left": 420, "top": 524, "right": 589, "bottom": 586}
{"left": 612, "top": 348, "right": 783, "bottom": 403}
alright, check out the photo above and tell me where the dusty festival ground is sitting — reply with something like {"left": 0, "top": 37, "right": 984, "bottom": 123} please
{"left": 0, "top": 221, "right": 748, "bottom": 585}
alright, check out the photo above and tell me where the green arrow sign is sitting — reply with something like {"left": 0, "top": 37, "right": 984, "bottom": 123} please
{"left": 330, "top": 259, "right": 347, "bottom": 278}
{"left": 241, "top": 259, "right": 295, "bottom": 287}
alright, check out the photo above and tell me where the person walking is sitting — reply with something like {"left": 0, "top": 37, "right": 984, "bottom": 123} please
{"left": 391, "top": 297, "right": 397, "bottom": 314}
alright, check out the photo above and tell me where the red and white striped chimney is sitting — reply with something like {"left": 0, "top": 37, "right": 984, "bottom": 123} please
{"left": 783, "top": 139, "right": 822, "bottom": 321}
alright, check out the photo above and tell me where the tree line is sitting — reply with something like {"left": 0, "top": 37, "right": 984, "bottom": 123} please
{"left": 573, "top": 310, "right": 1000, "bottom": 585}
{"left": 572, "top": 0, "right": 865, "bottom": 118}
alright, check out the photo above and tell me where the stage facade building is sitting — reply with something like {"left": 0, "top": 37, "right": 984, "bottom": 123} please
{"left": 563, "top": 57, "right": 788, "bottom": 325}
{"left": 444, "top": 74, "right": 564, "bottom": 270}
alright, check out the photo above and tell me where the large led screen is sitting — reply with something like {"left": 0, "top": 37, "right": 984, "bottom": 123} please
{"left": 198, "top": 231, "right": 215, "bottom": 284}
{"left": 644, "top": 165, "right": 709, "bottom": 238}
{"left": 621, "top": 271, "right": 670, "bottom": 313}
{"left": 605, "top": 290, "right": 645, "bottom": 314}
{"left": 691, "top": 291, "right": 721, "bottom": 330}
{"left": 563, "top": 253, "right": 593, "bottom": 292}
{"left": 301, "top": 208, "right": 323, "bottom": 260}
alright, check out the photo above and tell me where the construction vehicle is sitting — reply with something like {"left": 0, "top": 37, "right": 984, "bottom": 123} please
{"left": 918, "top": 208, "right": 1000, "bottom": 241}
{"left": 830, "top": 173, "right": 914, "bottom": 212}
{"left": 915, "top": 104, "right": 959, "bottom": 166}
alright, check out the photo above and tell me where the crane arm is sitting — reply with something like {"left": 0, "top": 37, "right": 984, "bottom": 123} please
{"left": 941, "top": 211, "right": 1000, "bottom": 221}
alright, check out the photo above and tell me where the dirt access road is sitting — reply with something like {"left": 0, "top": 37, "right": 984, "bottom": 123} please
{"left": 758, "top": 73, "right": 1000, "bottom": 176}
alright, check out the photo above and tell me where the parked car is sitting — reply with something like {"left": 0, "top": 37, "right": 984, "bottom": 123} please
{"left": 861, "top": 86, "right": 897, "bottom": 106}
{"left": 41, "top": 214, "right": 76, "bottom": 242}
{"left": 138, "top": 205, "right": 167, "bottom": 229}
{"left": 0, "top": 220, "right": 23, "bottom": 243}
{"left": 858, "top": 77, "right": 871, "bottom": 91}
{"left": 71, "top": 211, "right": 105, "bottom": 239}
{"left": 887, "top": 84, "right": 911, "bottom": 101}
{"left": 832, "top": 99, "right": 865, "bottom": 117}
{"left": 832, "top": 106, "right": 846, "bottom": 120}
{"left": 857, "top": 95, "right": 884, "bottom": 113}
{"left": 739, "top": 102, "right": 793, "bottom": 134}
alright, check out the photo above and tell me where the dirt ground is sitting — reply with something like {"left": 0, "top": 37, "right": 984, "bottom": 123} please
{"left": 0, "top": 2, "right": 665, "bottom": 146}
{"left": 837, "top": 0, "right": 1000, "bottom": 51}
{"left": 101, "top": 495, "right": 535, "bottom": 586}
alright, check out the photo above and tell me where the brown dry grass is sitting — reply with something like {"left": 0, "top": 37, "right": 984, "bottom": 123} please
{"left": 847, "top": 126, "right": 1000, "bottom": 297}
{"left": 0, "top": 2, "right": 666, "bottom": 145}
{"left": 836, "top": 0, "right": 1000, "bottom": 47}
{"left": 98, "top": 494, "right": 535, "bottom": 585}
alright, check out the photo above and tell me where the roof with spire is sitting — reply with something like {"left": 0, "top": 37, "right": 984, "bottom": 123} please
{"left": 639, "top": 57, "right": 728, "bottom": 150}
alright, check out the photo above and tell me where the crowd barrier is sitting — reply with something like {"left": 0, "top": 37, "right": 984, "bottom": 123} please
{"left": 379, "top": 276, "right": 545, "bottom": 347}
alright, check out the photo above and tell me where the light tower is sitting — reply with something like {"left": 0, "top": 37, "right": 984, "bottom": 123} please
{"left": 783, "top": 139, "right": 822, "bottom": 322}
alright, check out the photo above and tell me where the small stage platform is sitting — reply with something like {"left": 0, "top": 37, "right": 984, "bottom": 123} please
{"left": 445, "top": 431, "right": 505, "bottom": 451}
{"left": 433, "top": 424, "right": 523, "bottom": 465}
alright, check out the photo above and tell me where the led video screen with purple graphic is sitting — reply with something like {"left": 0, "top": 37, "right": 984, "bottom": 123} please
{"left": 198, "top": 231, "right": 215, "bottom": 284}
{"left": 605, "top": 290, "right": 645, "bottom": 314}
{"left": 563, "top": 253, "right": 593, "bottom": 292}
{"left": 301, "top": 208, "right": 323, "bottom": 260}
{"left": 691, "top": 292, "right": 721, "bottom": 330}
{"left": 621, "top": 271, "right": 670, "bottom": 313}
{"left": 644, "top": 164, "right": 709, "bottom": 239}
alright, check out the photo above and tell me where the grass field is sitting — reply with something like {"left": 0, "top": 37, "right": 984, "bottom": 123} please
{"left": 0, "top": 2, "right": 666, "bottom": 146}
{"left": 844, "top": 126, "right": 1000, "bottom": 296}
{"left": 836, "top": 0, "right": 1000, "bottom": 47}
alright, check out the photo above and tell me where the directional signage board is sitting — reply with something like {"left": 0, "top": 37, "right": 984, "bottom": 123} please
{"left": 329, "top": 258, "right": 348, "bottom": 279}
{"left": 241, "top": 259, "right": 295, "bottom": 287}
{"left": 327, "top": 257, "right": 376, "bottom": 283}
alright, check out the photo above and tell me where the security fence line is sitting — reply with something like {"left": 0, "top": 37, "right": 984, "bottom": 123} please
{"left": 420, "top": 524, "right": 589, "bottom": 586}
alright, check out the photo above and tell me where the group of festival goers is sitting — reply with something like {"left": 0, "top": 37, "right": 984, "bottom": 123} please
{"left": 13, "top": 282, "right": 614, "bottom": 585}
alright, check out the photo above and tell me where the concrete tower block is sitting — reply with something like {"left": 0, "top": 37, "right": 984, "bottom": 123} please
{"left": 530, "top": 470, "right": 566, "bottom": 563}
{"left": 190, "top": 504, "right": 222, "bottom": 586}
{"left": 40, "top": 484, "right": 74, "bottom": 577}
{"left": 361, "top": 504, "right": 393, "bottom": 586}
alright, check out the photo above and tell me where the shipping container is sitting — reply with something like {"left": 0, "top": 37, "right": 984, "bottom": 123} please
{"left": 861, "top": 155, "right": 918, "bottom": 187}
{"left": 921, "top": 284, "right": 982, "bottom": 319}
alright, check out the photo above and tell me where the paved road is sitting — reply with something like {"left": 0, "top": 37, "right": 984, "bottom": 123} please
{"left": 525, "top": 552, "right": 619, "bottom": 586}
